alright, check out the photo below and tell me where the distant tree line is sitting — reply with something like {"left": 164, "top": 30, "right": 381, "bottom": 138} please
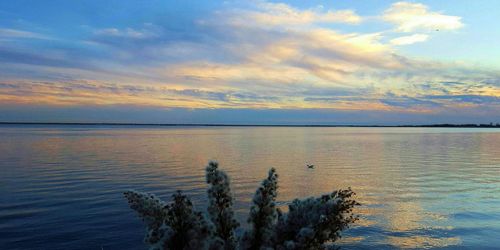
{"left": 124, "top": 161, "right": 359, "bottom": 250}
{"left": 410, "top": 123, "right": 500, "bottom": 128}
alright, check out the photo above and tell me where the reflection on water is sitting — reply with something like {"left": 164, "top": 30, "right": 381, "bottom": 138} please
{"left": 1, "top": 125, "right": 499, "bottom": 249}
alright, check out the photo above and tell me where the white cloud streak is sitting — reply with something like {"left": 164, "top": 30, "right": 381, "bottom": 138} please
{"left": 0, "top": 28, "right": 50, "bottom": 40}
{"left": 225, "top": 2, "right": 362, "bottom": 27}
{"left": 390, "top": 34, "right": 429, "bottom": 45}
{"left": 383, "top": 2, "right": 463, "bottom": 32}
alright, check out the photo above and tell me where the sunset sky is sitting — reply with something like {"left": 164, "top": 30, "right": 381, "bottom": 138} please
{"left": 1, "top": 0, "right": 499, "bottom": 124}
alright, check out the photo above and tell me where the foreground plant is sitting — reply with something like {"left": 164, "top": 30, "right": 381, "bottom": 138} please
{"left": 240, "top": 168, "right": 278, "bottom": 249}
{"left": 206, "top": 161, "right": 240, "bottom": 249}
{"left": 124, "top": 190, "right": 214, "bottom": 249}
{"left": 125, "top": 161, "right": 359, "bottom": 250}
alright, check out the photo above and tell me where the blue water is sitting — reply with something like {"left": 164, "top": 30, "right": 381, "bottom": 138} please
{"left": 1, "top": 125, "right": 499, "bottom": 249}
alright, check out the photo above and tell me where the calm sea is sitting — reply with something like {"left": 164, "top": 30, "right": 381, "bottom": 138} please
{"left": 1, "top": 125, "right": 499, "bottom": 249}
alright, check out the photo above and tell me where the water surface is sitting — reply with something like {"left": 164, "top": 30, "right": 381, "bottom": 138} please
{"left": 1, "top": 125, "right": 499, "bottom": 249}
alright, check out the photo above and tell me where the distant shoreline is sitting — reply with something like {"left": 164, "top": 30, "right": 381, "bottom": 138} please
{"left": 1, "top": 122, "right": 499, "bottom": 128}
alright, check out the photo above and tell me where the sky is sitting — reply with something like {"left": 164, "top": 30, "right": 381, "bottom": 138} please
{"left": 0, "top": 0, "right": 499, "bottom": 125}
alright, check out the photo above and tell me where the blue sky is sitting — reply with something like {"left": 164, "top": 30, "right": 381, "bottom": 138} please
{"left": 0, "top": 0, "right": 499, "bottom": 124}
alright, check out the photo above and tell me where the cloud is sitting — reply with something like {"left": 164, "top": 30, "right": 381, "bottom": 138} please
{"left": 0, "top": 28, "right": 49, "bottom": 40}
{"left": 383, "top": 2, "right": 463, "bottom": 32}
{"left": 93, "top": 27, "right": 157, "bottom": 39}
{"left": 1, "top": 0, "right": 498, "bottom": 118}
{"left": 390, "top": 34, "right": 429, "bottom": 45}
{"left": 424, "top": 94, "right": 500, "bottom": 105}
{"left": 380, "top": 95, "right": 442, "bottom": 108}
{"left": 0, "top": 47, "right": 96, "bottom": 70}
{"left": 0, "top": 80, "right": 282, "bottom": 108}
{"left": 166, "top": 26, "right": 399, "bottom": 86}
{"left": 225, "top": 2, "right": 362, "bottom": 27}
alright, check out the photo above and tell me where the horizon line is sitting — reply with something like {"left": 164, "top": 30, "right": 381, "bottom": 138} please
{"left": 1, "top": 122, "right": 499, "bottom": 128}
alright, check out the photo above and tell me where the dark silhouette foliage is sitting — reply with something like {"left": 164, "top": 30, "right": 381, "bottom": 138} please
{"left": 206, "top": 161, "right": 240, "bottom": 249}
{"left": 125, "top": 190, "right": 214, "bottom": 249}
{"left": 240, "top": 168, "right": 279, "bottom": 250}
{"left": 125, "top": 161, "right": 359, "bottom": 250}
{"left": 273, "top": 189, "right": 359, "bottom": 250}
